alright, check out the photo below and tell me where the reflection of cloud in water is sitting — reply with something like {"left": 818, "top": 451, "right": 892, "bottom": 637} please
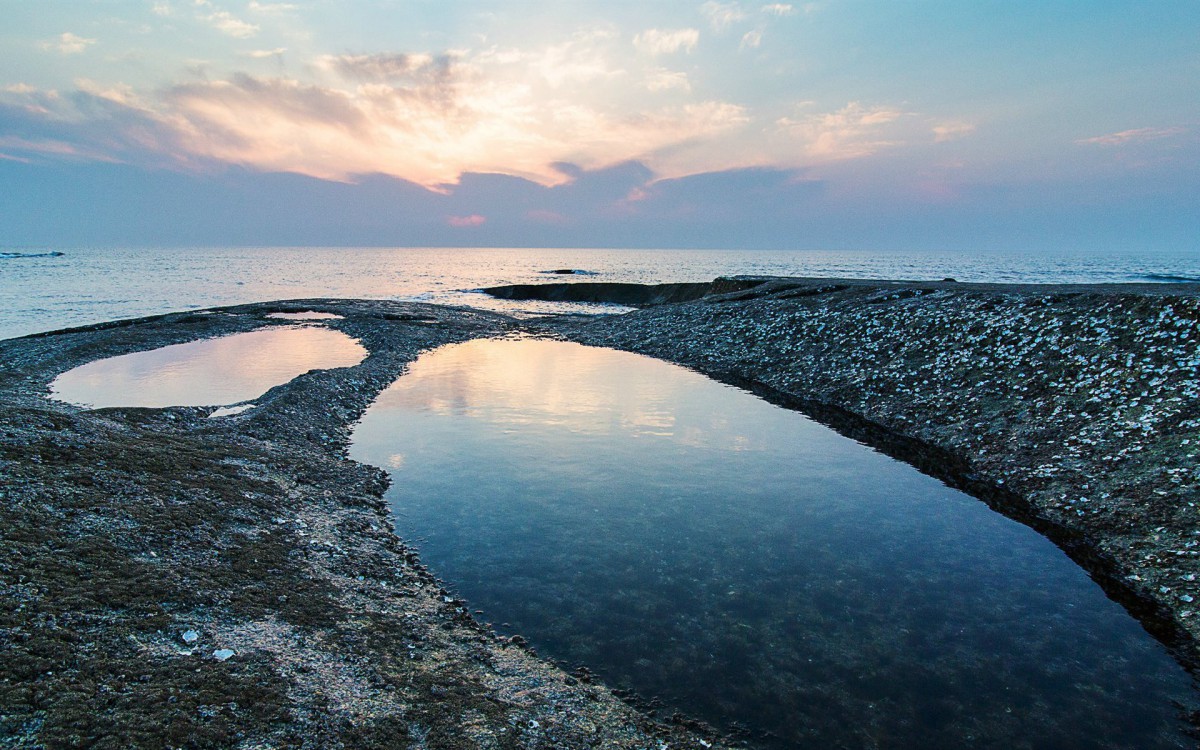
{"left": 351, "top": 337, "right": 1200, "bottom": 749}
{"left": 52, "top": 326, "right": 366, "bottom": 408}
{"left": 373, "top": 337, "right": 757, "bottom": 449}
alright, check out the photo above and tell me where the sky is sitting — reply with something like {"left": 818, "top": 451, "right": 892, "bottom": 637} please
{"left": 0, "top": 1, "right": 1197, "bottom": 250}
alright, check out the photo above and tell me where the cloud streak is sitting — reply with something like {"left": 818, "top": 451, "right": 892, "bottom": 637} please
{"left": 777, "top": 102, "right": 908, "bottom": 161}
{"left": 644, "top": 68, "right": 691, "bottom": 91}
{"left": 317, "top": 53, "right": 441, "bottom": 81}
{"left": 248, "top": 1, "right": 297, "bottom": 13}
{"left": 932, "top": 121, "right": 975, "bottom": 143}
{"left": 192, "top": 1, "right": 259, "bottom": 38}
{"left": 1076, "top": 126, "right": 1186, "bottom": 146}
{"left": 41, "top": 33, "right": 96, "bottom": 55}
{"left": 701, "top": 2, "right": 748, "bottom": 31}
{"left": 633, "top": 28, "right": 700, "bottom": 56}
{"left": 446, "top": 214, "right": 486, "bottom": 227}
{"left": 206, "top": 12, "right": 259, "bottom": 38}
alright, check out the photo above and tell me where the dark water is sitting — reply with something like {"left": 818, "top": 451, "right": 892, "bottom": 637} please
{"left": 350, "top": 338, "right": 1197, "bottom": 749}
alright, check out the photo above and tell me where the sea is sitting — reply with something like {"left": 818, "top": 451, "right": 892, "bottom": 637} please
{"left": 2, "top": 245, "right": 1198, "bottom": 341}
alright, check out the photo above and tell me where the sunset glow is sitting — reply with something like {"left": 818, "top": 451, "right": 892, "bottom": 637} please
{"left": 1, "top": 1, "right": 1196, "bottom": 249}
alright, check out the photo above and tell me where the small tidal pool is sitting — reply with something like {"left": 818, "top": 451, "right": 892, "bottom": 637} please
{"left": 51, "top": 325, "right": 366, "bottom": 408}
{"left": 350, "top": 337, "right": 1197, "bottom": 749}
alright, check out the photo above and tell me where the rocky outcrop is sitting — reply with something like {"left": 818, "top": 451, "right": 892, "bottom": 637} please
{"left": 5, "top": 277, "right": 1199, "bottom": 747}
{"left": 0, "top": 300, "right": 728, "bottom": 750}
{"left": 482, "top": 277, "right": 767, "bottom": 307}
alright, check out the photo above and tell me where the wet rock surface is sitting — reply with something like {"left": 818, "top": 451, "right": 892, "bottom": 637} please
{"left": 483, "top": 278, "right": 762, "bottom": 307}
{"left": 0, "top": 300, "right": 727, "bottom": 749}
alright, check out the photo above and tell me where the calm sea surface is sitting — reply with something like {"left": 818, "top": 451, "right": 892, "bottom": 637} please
{"left": 2, "top": 246, "right": 1199, "bottom": 340}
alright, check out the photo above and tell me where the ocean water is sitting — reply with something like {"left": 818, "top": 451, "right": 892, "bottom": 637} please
{"left": 2, "top": 245, "right": 1199, "bottom": 340}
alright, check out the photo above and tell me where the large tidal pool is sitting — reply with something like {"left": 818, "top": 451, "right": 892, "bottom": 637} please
{"left": 350, "top": 337, "right": 1196, "bottom": 748}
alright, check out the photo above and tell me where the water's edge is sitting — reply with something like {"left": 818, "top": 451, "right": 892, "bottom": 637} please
{"left": 3, "top": 279, "right": 1199, "bottom": 747}
{"left": 537, "top": 277, "right": 1200, "bottom": 675}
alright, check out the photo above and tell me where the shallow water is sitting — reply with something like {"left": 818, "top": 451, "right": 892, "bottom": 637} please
{"left": 350, "top": 338, "right": 1197, "bottom": 749}
{"left": 3, "top": 245, "right": 1199, "bottom": 339}
{"left": 51, "top": 325, "right": 366, "bottom": 408}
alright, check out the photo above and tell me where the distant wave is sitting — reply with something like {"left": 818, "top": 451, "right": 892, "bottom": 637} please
{"left": 539, "top": 269, "right": 598, "bottom": 276}
{"left": 0, "top": 251, "right": 65, "bottom": 259}
{"left": 1142, "top": 273, "right": 1200, "bottom": 283}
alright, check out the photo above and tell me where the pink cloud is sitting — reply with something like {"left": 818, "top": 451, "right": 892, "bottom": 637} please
{"left": 446, "top": 214, "right": 486, "bottom": 227}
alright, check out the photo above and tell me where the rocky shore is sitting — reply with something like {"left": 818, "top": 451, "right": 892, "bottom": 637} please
{"left": 3, "top": 276, "right": 1199, "bottom": 747}
{"left": 0, "top": 301, "right": 728, "bottom": 749}
{"left": 526, "top": 277, "right": 1200, "bottom": 669}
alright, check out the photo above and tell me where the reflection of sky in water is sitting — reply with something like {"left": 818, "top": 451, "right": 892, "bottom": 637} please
{"left": 51, "top": 326, "right": 366, "bottom": 408}
{"left": 351, "top": 338, "right": 1198, "bottom": 749}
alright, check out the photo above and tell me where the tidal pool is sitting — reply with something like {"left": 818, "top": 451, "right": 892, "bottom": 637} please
{"left": 51, "top": 325, "right": 366, "bottom": 408}
{"left": 350, "top": 338, "right": 1197, "bottom": 749}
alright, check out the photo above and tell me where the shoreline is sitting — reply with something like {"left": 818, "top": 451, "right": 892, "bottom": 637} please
{"left": 531, "top": 277, "right": 1200, "bottom": 669}
{"left": 1, "top": 300, "right": 730, "bottom": 749}
{"left": 3, "top": 276, "right": 1199, "bottom": 746}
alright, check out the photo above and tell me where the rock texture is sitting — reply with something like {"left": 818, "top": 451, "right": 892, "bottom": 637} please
{"left": 0, "top": 300, "right": 727, "bottom": 749}
{"left": 536, "top": 277, "right": 1200, "bottom": 668}
{"left": 5, "top": 275, "right": 1200, "bottom": 748}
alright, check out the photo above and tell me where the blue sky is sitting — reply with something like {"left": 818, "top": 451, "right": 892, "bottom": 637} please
{"left": 1, "top": 1, "right": 1197, "bottom": 250}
